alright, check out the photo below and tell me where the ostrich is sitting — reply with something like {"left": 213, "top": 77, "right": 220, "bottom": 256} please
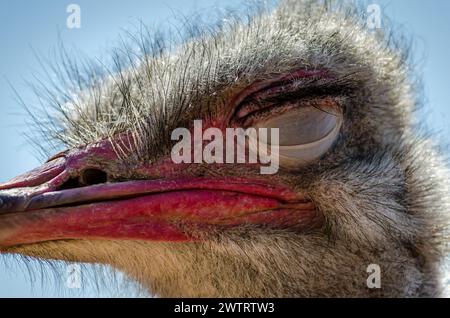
{"left": 0, "top": 0, "right": 449, "bottom": 297}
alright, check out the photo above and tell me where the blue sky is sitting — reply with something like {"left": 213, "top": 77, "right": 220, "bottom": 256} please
{"left": 0, "top": 0, "right": 449, "bottom": 297}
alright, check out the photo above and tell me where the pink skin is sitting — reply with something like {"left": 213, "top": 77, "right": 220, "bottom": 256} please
{"left": 0, "top": 70, "right": 327, "bottom": 247}
{"left": 0, "top": 135, "right": 319, "bottom": 247}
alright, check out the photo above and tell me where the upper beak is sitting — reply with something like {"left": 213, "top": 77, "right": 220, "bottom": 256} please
{"left": 0, "top": 137, "right": 319, "bottom": 247}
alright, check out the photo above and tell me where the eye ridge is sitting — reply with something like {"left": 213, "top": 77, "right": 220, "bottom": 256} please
{"left": 259, "top": 84, "right": 349, "bottom": 106}
{"left": 234, "top": 82, "right": 350, "bottom": 124}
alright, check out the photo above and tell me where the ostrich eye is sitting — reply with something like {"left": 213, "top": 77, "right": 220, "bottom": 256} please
{"left": 255, "top": 105, "right": 342, "bottom": 168}
{"left": 249, "top": 100, "right": 343, "bottom": 169}
{"left": 257, "top": 106, "right": 340, "bottom": 146}
{"left": 235, "top": 75, "right": 345, "bottom": 169}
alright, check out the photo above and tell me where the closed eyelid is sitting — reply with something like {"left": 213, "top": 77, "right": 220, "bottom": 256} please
{"left": 228, "top": 70, "right": 333, "bottom": 121}
{"left": 237, "top": 96, "right": 342, "bottom": 129}
{"left": 232, "top": 81, "right": 350, "bottom": 124}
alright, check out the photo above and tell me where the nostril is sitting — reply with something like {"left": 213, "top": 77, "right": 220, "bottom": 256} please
{"left": 57, "top": 169, "right": 108, "bottom": 190}
{"left": 79, "top": 169, "right": 108, "bottom": 186}
{"left": 59, "top": 177, "right": 82, "bottom": 190}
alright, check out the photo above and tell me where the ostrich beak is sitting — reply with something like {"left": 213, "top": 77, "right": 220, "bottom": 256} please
{"left": 0, "top": 138, "right": 319, "bottom": 247}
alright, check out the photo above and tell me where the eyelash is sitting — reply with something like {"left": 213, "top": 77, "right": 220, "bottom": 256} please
{"left": 257, "top": 84, "right": 349, "bottom": 105}
{"left": 240, "top": 99, "right": 342, "bottom": 130}
{"left": 238, "top": 102, "right": 298, "bottom": 126}
{"left": 234, "top": 86, "right": 347, "bottom": 126}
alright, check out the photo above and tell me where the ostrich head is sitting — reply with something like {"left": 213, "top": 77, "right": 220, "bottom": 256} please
{"left": 0, "top": 0, "right": 449, "bottom": 297}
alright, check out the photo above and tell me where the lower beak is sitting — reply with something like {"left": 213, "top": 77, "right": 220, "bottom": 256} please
{"left": 0, "top": 139, "right": 319, "bottom": 247}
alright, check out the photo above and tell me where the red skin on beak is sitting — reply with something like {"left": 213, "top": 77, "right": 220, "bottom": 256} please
{"left": 0, "top": 137, "right": 319, "bottom": 247}
{"left": 0, "top": 68, "right": 331, "bottom": 248}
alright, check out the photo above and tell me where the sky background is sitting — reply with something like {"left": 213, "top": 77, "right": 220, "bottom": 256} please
{"left": 0, "top": 0, "right": 449, "bottom": 297}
